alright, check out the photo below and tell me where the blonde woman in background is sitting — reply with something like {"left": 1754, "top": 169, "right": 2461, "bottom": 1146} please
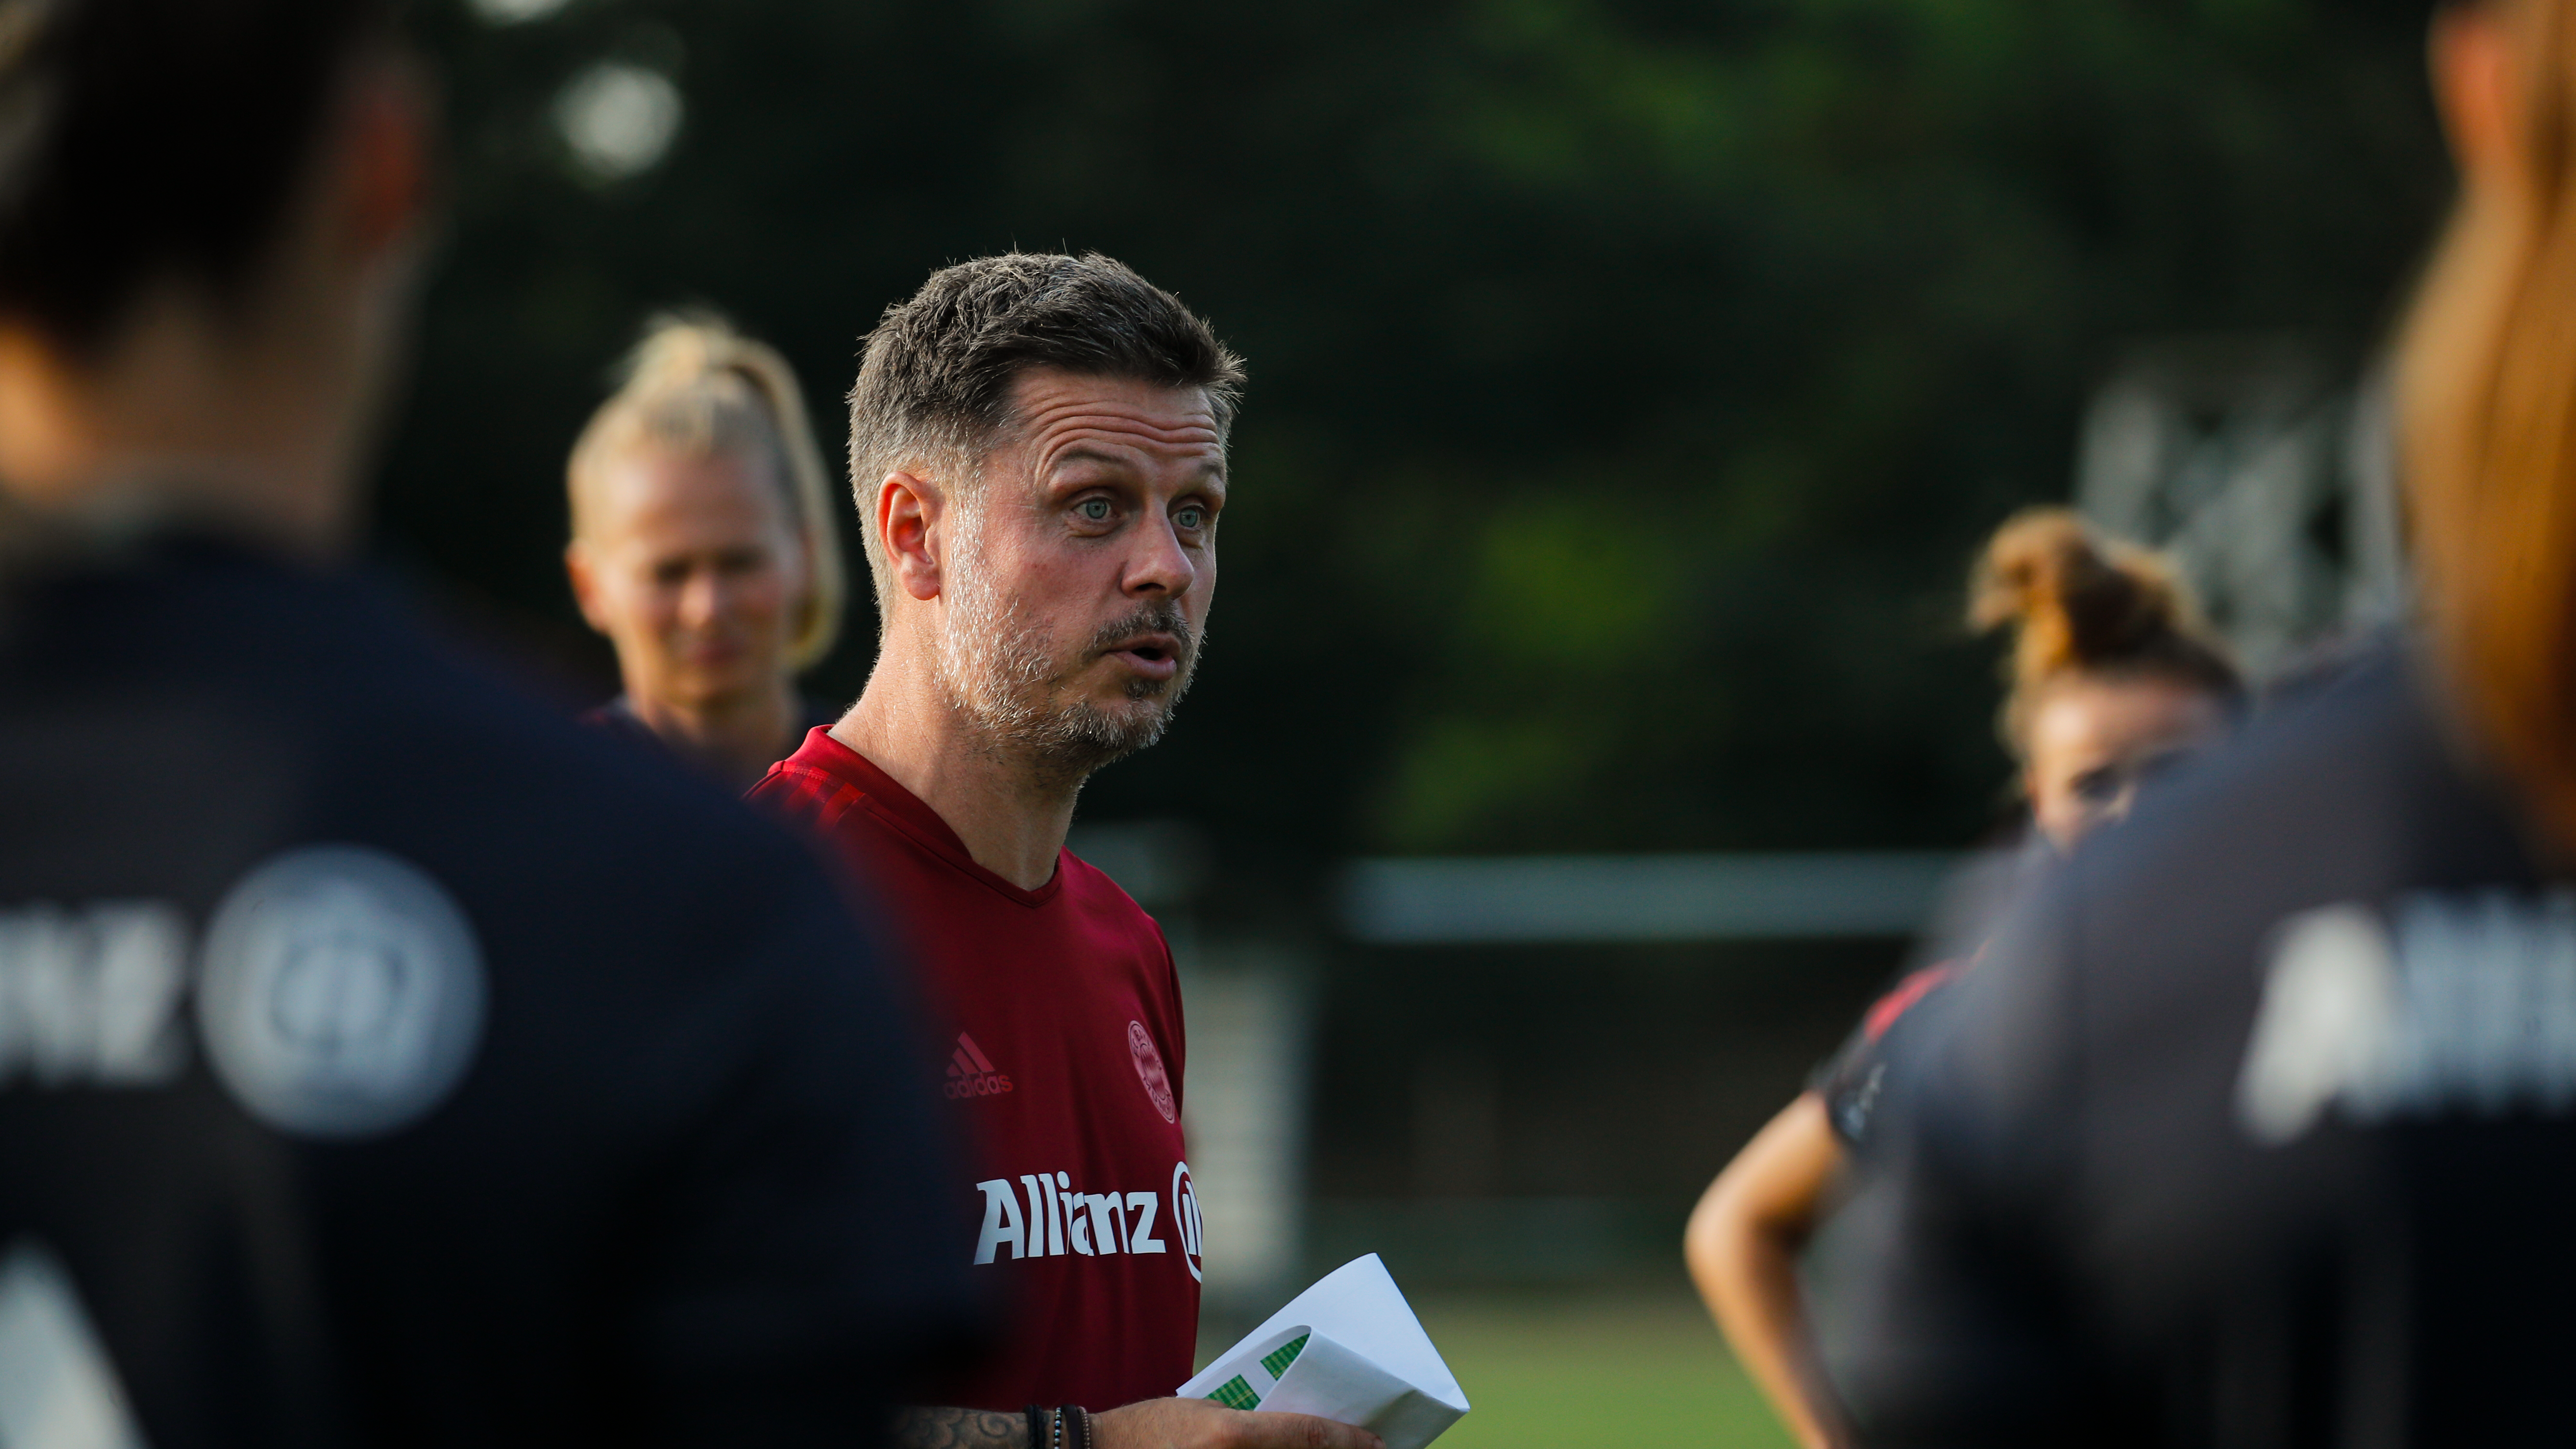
{"left": 1683, "top": 509, "right": 2241, "bottom": 1449}
{"left": 566, "top": 315, "right": 849, "bottom": 788}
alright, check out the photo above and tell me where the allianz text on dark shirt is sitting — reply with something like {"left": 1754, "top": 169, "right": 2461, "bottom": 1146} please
{"left": 1817, "top": 643, "right": 2576, "bottom": 1448}
{"left": 0, "top": 534, "right": 977, "bottom": 1448}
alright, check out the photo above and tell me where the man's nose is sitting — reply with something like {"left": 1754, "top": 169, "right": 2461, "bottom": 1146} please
{"left": 1123, "top": 515, "right": 1198, "bottom": 598}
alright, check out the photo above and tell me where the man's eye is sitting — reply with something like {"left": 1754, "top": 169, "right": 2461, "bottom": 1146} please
{"left": 1175, "top": 506, "right": 1205, "bottom": 530}
{"left": 1077, "top": 499, "right": 1112, "bottom": 522}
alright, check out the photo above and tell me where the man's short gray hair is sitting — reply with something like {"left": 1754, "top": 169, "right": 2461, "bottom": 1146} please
{"left": 845, "top": 252, "right": 1246, "bottom": 620}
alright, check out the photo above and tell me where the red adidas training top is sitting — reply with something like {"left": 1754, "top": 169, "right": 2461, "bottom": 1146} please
{"left": 749, "top": 728, "right": 1202, "bottom": 1412}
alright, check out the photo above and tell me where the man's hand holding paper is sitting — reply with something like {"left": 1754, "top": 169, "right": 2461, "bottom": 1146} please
{"left": 1094, "top": 1397, "right": 1384, "bottom": 1449}
{"left": 1177, "top": 1256, "right": 1472, "bottom": 1449}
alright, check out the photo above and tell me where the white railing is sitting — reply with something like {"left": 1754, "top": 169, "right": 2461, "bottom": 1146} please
{"left": 1336, "top": 851, "right": 1964, "bottom": 945}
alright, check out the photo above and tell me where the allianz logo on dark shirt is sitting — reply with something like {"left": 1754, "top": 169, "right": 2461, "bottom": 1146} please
{"left": 0, "top": 845, "right": 488, "bottom": 1141}
{"left": 0, "top": 902, "right": 189, "bottom": 1087}
{"left": 2240, "top": 891, "right": 2576, "bottom": 1143}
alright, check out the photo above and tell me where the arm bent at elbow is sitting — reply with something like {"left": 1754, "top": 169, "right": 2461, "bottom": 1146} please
{"left": 1684, "top": 1091, "right": 1849, "bottom": 1449}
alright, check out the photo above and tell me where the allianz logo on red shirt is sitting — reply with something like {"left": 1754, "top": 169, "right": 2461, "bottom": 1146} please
{"left": 974, "top": 1161, "right": 1208, "bottom": 1282}
{"left": 944, "top": 1032, "right": 1012, "bottom": 1099}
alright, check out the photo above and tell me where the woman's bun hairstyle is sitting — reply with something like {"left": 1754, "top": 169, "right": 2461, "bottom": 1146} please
{"left": 567, "top": 312, "right": 847, "bottom": 673}
{"left": 1971, "top": 507, "right": 2242, "bottom": 753}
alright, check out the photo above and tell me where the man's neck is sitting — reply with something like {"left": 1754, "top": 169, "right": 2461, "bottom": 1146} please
{"left": 629, "top": 678, "right": 802, "bottom": 793}
{"left": 832, "top": 648, "right": 1079, "bottom": 891}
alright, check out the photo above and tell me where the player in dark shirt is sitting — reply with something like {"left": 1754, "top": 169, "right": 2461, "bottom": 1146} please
{"left": 1815, "top": 3, "right": 2576, "bottom": 1443}
{"left": 0, "top": 1, "right": 973, "bottom": 1443}
{"left": 1816, "top": 645, "right": 2547, "bottom": 1446}
{"left": 1685, "top": 510, "right": 2240, "bottom": 1449}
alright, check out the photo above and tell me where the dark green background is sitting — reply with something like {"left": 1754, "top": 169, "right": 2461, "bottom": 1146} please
{"left": 382, "top": 0, "right": 2449, "bottom": 899}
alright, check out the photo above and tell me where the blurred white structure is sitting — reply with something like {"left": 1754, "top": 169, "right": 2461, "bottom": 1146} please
{"left": 1338, "top": 851, "right": 1960, "bottom": 946}
{"left": 2075, "top": 335, "right": 2406, "bottom": 678}
{"left": 1177, "top": 949, "right": 1313, "bottom": 1303}
{"left": 1071, "top": 822, "right": 1314, "bottom": 1310}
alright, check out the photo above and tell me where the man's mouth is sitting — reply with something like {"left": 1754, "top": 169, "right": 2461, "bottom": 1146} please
{"left": 1103, "top": 632, "right": 1185, "bottom": 681}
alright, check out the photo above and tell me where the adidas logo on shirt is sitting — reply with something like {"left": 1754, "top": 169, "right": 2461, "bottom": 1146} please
{"left": 944, "top": 1033, "right": 1014, "bottom": 1100}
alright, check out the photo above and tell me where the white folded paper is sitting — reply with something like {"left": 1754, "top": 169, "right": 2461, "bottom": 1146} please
{"left": 1178, "top": 1254, "right": 1469, "bottom": 1449}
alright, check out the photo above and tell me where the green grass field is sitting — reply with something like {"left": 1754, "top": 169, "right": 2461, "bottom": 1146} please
{"left": 1407, "top": 1289, "right": 1797, "bottom": 1449}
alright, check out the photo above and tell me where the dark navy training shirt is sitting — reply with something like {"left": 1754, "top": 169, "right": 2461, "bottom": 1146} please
{"left": 1811, "top": 842, "right": 2044, "bottom": 1150}
{"left": 0, "top": 532, "right": 977, "bottom": 1447}
{"left": 579, "top": 695, "right": 841, "bottom": 785}
{"left": 1816, "top": 642, "right": 2576, "bottom": 1448}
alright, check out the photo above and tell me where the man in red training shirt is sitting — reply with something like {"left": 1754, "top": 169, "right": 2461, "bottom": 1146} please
{"left": 752, "top": 254, "right": 1377, "bottom": 1449}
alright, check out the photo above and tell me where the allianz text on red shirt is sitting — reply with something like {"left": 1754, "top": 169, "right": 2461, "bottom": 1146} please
{"left": 751, "top": 729, "right": 1203, "bottom": 1411}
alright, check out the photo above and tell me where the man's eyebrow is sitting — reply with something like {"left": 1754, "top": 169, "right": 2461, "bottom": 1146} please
{"left": 1047, "top": 446, "right": 1227, "bottom": 482}
{"left": 1049, "top": 446, "right": 1133, "bottom": 474}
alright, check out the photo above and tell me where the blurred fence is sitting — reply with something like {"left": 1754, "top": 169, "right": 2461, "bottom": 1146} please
{"left": 1079, "top": 827, "right": 1967, "bottom": 1320}
{"left": 1337, "top": 853, "right": 1962, "bottom": 946}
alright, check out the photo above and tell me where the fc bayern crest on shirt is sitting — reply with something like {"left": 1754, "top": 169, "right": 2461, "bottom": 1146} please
{"left": 1129, "top": 1019, "right": 1177, "bottom": 1123}
{"left": 196, "top": 844, "right": 487, "bottom": 1139}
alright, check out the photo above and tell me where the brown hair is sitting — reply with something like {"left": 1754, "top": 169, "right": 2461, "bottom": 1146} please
{"left": 845, "top": 252, "right": 1245, "bottom": 620}
{"left": 567, "top": 314, "right": 847, "bottom": 672}
{"left": 2396, "top": 0, "right": 2576, "bottom": 847}
{"left": 1970, "top": 507, "right": 2243, "bottom": 755}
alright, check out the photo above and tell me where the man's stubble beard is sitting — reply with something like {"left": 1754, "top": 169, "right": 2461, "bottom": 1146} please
{"left": 932, "top": 521, "right": 1203, "bottom": 785}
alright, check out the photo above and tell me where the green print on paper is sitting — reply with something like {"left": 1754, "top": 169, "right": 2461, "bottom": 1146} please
{"left": 1261, "top": 1334, "right": 1310, "bottom": 1378}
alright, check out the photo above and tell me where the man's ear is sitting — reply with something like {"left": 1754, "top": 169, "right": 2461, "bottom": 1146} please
{"left": 331, "top": 52, "right": 434, "bottom": 265}
{"left": 2433, "top": 2, "right": 2521, "bottom": 192}
{"left": 565, "top": 540, "right": 612, "bottom": 633}
{"left": 878, "top": 471, "right": 947, "bottom": 602}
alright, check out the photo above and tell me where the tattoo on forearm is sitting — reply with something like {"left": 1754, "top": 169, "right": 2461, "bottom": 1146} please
{"left": 893, "top": 1406, "right": 1028, "bottom": 1449}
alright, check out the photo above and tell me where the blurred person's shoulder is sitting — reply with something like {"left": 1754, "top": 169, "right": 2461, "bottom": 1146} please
{"left": 750, "top": 725, "right": 886, "bottom": 838}
{"left": 1811, "top": 834, "right": 2041, "bottom": 1148}
{"left": 1055, "top": 847, "right": 1163, "bottom": 926}
{"left": 751, "top": 727, "right": 1172, "bottom": 951}
{"left": 1908, "top": 638, "right": 2529, "bottom": 1146}
{"left": 2063, "top": 636, "right": 2529, "bottom": 960}
{"left": 1053, "top": 849, "right": 1179, "bottom": 993}
{"left": 0, "top": 532, "right": 843, "bottom": 937}
{"left": 1852, "top": 645, "right": 2576, "bottom": 1447}
{"left": 1908, "top": 633, "right": 2539, "bottom": 1207}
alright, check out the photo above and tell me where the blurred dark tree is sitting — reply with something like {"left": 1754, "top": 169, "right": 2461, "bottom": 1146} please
{"left": 380, "top": 0, "right": 2446, "bottom": 902}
